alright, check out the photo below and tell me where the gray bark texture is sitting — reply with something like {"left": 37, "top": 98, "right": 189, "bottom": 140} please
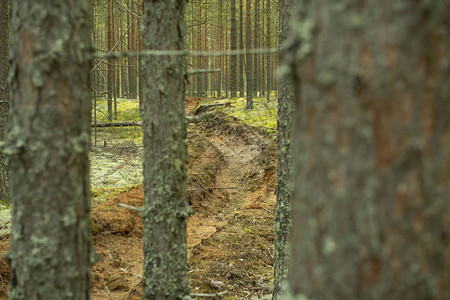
{"left": 287, "top": 1, "right": 450, "bottom": 299}
{"left": 0, "top": 0, "right": 9, "bottom": 202}
{"left": 272, "top": 0, "right": 294, "bottom": 298}
{"left": 6, "top": 0, "right": 93, "bottom": 299}
{"left": 141, "top": 0, "right": 190, "bottom": 299}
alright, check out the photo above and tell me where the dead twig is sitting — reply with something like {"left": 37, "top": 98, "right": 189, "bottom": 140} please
{"left": 189, "top": 291, "right": 228, "bottom": 298}
{"left": 117, "top": 203, "right": 142, "bottom": 213}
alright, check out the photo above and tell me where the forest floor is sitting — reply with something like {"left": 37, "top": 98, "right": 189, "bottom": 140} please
{"left": 0, "top": 97, "right": 278, "bottom": 299}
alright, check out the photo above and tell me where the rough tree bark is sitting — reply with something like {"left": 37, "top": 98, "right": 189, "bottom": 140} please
{"left": 141, "top": 0, "right": 190, "bottom": 299}
{"left": 288, "top": 1, "right": 450, "bottom": 299}
{"left": 272, "top": 0, "right": 294, "bottom": 298}
{"left": 6, "top": 0, "right": 92, "bottom": 299}
{"left": 0, "top": 0, "right": 9, "bottom": 202}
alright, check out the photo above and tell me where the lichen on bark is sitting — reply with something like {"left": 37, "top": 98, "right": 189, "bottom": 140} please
{"left": 141, "top": 0, "right": 191, "bottom": 299}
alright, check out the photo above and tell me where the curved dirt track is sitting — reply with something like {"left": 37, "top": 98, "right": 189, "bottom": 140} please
{"left": 0, "top": 103, "right": 277, "bottom": 300}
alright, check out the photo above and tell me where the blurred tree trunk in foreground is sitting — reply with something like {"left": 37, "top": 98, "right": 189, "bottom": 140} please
{"left": 287, "top": 1, "right": 450, "bottom": 299}
{"left": 6, "top": 0, "right": 93, "bottom": 298}
{"left": 141, "top": 0, "right": 190, "bottom": 299}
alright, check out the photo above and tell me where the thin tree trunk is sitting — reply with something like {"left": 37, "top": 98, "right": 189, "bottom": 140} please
{"left": 203, "top": 5, "right": 208, "bottom": 96}
{"left": 196, "top": 1, "right": 202, "bottom": 96}
{"left": 0, "top": 0, "right": 9, "bottom": 202}
{"left": 230, "top": 0, "right": 237, "bottom": 97}
{"left": 217, "top": 0, "right": 223, "bottom": 97}
{"left": 245, "top": 0, "right": 253, "bottom": 109}
{"left": 141, "top": 0, "right": 190, "bottom": 298}
{"left": 239, "top": 0, "right": 245, "bottom": 97}
{"left": 288, "top": 1, "right": 450, "bottom": 299}
{"left": 224, "top": 9, "right": 229, "bottom": 98}
{"left": 7, "top": 1, "right": 92, "bottom": 298}
{"left": 107, "top": 0, "right": 114, "bottom": 120}
{"left": 253, "top": 0, "right": 259, "bottom": 97}
{"left": 265, "top": 0, "right": 271, "bottom": 101}
{"left": 138, "top": 0, "right": 143, "bottom": 114}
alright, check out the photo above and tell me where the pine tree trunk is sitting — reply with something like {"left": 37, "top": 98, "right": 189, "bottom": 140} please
{"left": 217, "top": 0, "right": 223, "bottom": 97}
{"left": 288, "top": 1, "right": 450, "bottom": 299}
{"left": 265, "top": 0, "right": 271, "bottom": 101}
{"left": 253, "top": 0, "right": 259, "bottom": 96}
{"left": 239, "top": 0, "right": 245, "bottom": 97}
{"left": 141, "top": 0, "right": 190, "bottom": 298}
{"left": 7, "top": 1, "right": 92, "bottom": 298}
{"left": 245, "top": 0, "right": 253, "bottom": 109}
{"left": 272, "top": 0, "right": 294, "bottom": 298}
{"left": 230, "top": 0, "right": 237, "bottom": 97}
{"left": 107, "top": 0, "right": 114, "bottom": 120}
{"left": 196, "top": 1, "right": 203, "bottom": 96}
{"left": 0, "top": 0, "right": 9, "bottom": 203}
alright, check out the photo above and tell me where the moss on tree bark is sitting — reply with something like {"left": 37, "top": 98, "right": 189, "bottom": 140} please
{"left": 141, "top": 1, "right": 190, "bottom": 299}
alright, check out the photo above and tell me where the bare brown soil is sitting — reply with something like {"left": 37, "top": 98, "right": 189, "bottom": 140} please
{"left": 0, "top": 102, "right": 277, "bottom": 299}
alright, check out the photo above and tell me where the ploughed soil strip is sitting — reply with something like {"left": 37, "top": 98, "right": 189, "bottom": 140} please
{"left": 0, "top": 101, "right": 277, "bottom": 300}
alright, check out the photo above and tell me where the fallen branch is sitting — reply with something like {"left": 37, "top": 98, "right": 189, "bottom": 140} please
{"left": 91, "top": 113, "right": 215, "bottom": 127}
{"left": 187, "top": 68, "right": 221, "bottom": 75}
{"left": 91, "top": 121, "right": 142, "bottom": 128}
{"left": 186, "top": 112, "right": 216, "bottom": 123}
{"left": 117, "top": 203, "right": 142, "bottom": 213}
{"left": 187, "top": 187, "right": 237, "bottom": 191}
{"left": 193, "top": 102, "right": 231, "bottom": 114}
{"left": 189, "top": 291, "right": 228, "bottom": 298}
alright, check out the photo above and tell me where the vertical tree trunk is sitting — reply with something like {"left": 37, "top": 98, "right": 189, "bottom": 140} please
{"left": 288, "top": 1, "right": 450, "bottom": 299}
{"left": 224, "top": 9, "right": 229, "bottom": 98}
{"left": 265, "top": 0, "right": 271, "bottom": 101}
{"left": 203, "top": 5, "right": 208, "bottom": 96}
{"left": 107, "top": 0, "right": 114, "bottom": 120}
{"left": 138, "top": 0, "right": 144, "bottom": 113}
{"left": 7, "top": 0, "right": 92, "bottom": 298}
{"left": 196, "top": 1, "right": 203, "bottom": 96}
{"left": 253, "top": 0, "right": 259, "bottom": 97}
{"left": 190, "top": 4, "right": 195, "bottom": 97}
{"left": 141, "top": 0, "right": 190, "bottom": 298}
{"left": 260, "top": 0, "right": 265, "bottom": 98}
{"left": 238, "top": 0, "right": 245, "bottom": 97}
{"left": 230, "top": 0, "right": 237, "bottom": 97}
{"left": 218, "top": 0, "right": 223, "bottom": 97}
{"left": 114, "top": 2, "right": 120, "bottom": 97}
{"left": 127, "top": 0, "right": 132, "bottom": 99}
{"left": 0, "top": 0, "right": 9, "bottom": 203}
{"left": 245, "top": 0, "right": 253, "bottom": 109}
{"left": 272, "top": 0, "right": 294, "bottom": 298}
